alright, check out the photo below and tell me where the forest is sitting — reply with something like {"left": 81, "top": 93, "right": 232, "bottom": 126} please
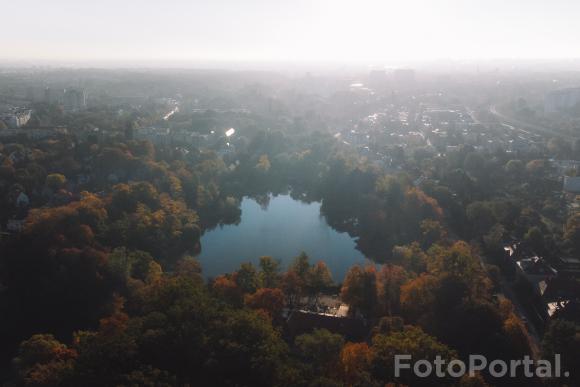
{"left": 0, "top": 107, "right": 579, "bottom": 387}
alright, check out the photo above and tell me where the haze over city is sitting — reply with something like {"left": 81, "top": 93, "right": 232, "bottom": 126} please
{"left": 1, "top": 1, "right": 580, "bottom": 386}
{"left": 3, "top": 0, "right": 580, "bottom": 67}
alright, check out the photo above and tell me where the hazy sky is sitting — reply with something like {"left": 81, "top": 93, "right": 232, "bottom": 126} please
{"left": 3, "top": 0, "right": 579, "bottom": 64}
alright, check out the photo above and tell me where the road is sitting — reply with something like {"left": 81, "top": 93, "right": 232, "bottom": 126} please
{"left": 497, "top": 276, "right": 542, "bottom": 359}
{"left": 489, "top": 105, "right": 578, "bottom": 142}
{"left": 480, "top": 254, "right": 542, "bottom": 359}
{"left": 163, "top": 106, "right": 179, "bottom": 121}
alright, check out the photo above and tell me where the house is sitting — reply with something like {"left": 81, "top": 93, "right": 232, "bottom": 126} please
{"left": 515, "top": 256, "right": 558, "bottom": 297}
{"left": 283, "top": 295, "right": 368, "bottom": 340}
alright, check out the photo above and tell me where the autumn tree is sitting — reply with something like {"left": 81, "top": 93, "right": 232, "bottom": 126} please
{"left": 400, "top": 273, "right": 438, "bottom": 323}
{"left": 427, "top": 241, "right": 490, "bottom": 299}
{"left": 340, "top": 342, "right": 374, "bottom": 386}
{"left": 392, "top": 242, "right": 428, "bottom": 273}
{"left": 376, "top": 265, "right": 409, "bottom": 317}
{"left": 175, "top": 256, "right": 203, "bottom": 284}
{"left": 341, "top": 265, "right": 377, "bottom": 317}
{"left": 245, "top": 288, "right": 285, "bottom": 318}
{"left": 213, "top": 275, "right": 243, "bottom": 305}
{"left": 11, "top": 334, "right": 77, "bottom": 386}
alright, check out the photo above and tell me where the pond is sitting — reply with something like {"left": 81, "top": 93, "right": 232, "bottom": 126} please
{"left": 197, "top": 194, "right": 367, "bottom": 281}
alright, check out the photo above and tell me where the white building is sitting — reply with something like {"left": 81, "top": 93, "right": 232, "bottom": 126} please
{"left": 0, "top": 109, "right": 32, "bottom": 128}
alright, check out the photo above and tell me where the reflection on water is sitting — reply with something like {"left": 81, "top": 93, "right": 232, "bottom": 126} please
{"left": 197, "top": 195, "right": 366, "bottom": 280}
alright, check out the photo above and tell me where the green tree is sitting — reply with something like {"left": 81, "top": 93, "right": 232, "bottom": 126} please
{"left": 524, "top": 226, "right": 545, "bottom": 254}
{"left": 542, "top": 319, "right": 580, "bottom": 384}
{"left": 371, "top": 325, "right": 456, "bottom": 386}
{"left": 289, "top": 252, "right": 311, "bottom": 281}
{"left": 235, "top": 262, "right": 261, "bottom": 294}
{"left": 259, "top": 256, "right": 281, "bottom": 288}
{"left": 564, "top": 213, "right": 580, "bottom": 255}
{"left": 295, "top": 329, "right": 344, "bottom": 376}
{"left": 208, "top": 309, "right": 288, "bottom": 386}
{"left": 306, "top": 261, "right": 334, "bottom": 302}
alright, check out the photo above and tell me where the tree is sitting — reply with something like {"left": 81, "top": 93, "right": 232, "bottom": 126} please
{"left": 175, "top": 256, "right": 203, "bottom": 284}
{"left": 420, "top": 219, "right": 447, "bottom": 248}
{"left": 245, "top": 288, "right": 285, "bottom": 318}
{"left": 45, "top": 173, "right": 66, "bottom": 191}
{"left": 108, "top": 248, "right": 162, "bottom": 283}
{"left": 392, "top": 243, "right": 428, "bottom": 273}
{"left": 548, "top": 137, "right": 572, "bottom": 158}
{"left": 341, "top": 265, "right": 377, "bottom": 317}
{"left": 427, "top": 241, "right": 489, "bottom": 298}
{"left": 503, "top": 313, "right": 532, "bottom": 358}
{"left": 235, "top": 262, "right": 261, "bottom": 294}
{"left": 289, "top": 252, "right": 311, "bottom": 281}
{"left": 12, "top": 334, "right": 77, "bottom": 386}
{"left": 371, "top": 325, "right": 456, "bottom": 386}
{"left": 376, "top": 265, "right": 408, "bottom": 316}
{"left": 207, "top": 309, "right": 288, "bottom": 386}
{"left": 542, "top": 319, "right": 580, "bottom": 384}
{"left": 371, "top": 316, "right": 404, "bottom": 337}
{"left": 526, "top": 159, "right": 547, "bottom": 177}
{"left": 400, "top": 274, "right": 438, "bottom": 322}
{"left": 280, "top": 270, "right": 303, "bottom": 307}
{"left": 466, "top": 201, "right": 496, "bottom": 236}
{"left": 564, "top": 213, "right": 580, "bottom": 255}
{"left": 464, "top": 152, "right": 486, "bottom": 179}
{"left": 259, "top": 256, "right": 281, "bottom": 288}
{"left": 340, "top": 342, "right": 373, "bottom": 386}
{"left": 213, "top": 275, "right": 243, "bottom": 305}
{"left": 306, "top": 261, "right": 334, "bottom": 301}
{"left": 524, "top": 226, "right": 545, "bottom": 255}
{"left": 255, "top": 154, "right": 271, "bottom": 172}
{"left": 505, "top": 159, "right": 524, "bottom": 176}
{"left": 295, "top": 329, "right": 344, "bottom": 376}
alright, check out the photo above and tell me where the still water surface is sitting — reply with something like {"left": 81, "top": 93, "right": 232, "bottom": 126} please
{"left": 198, "top": 195, "right": 366, "bottom": 280}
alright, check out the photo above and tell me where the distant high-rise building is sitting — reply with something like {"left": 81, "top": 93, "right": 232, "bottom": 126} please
{"left": 63, "top": 88, "right": 87, "bottom": 112}
{"left": 26, "top": 87, "right": 34, "bottom": 101}
{"left": 393, "top": 68, "right": 415, "bottom": 86}
{"left": 43, "top": 87, "right": 52, "bottom": 104}
{"left": 0, "top": 109, "right": 32, "bottom": 128}
{"left": 545, "top": 87, "right": 580, "bottom": 113}
{"left": 368, "top": 69, "right": 388, "bottom": 88}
